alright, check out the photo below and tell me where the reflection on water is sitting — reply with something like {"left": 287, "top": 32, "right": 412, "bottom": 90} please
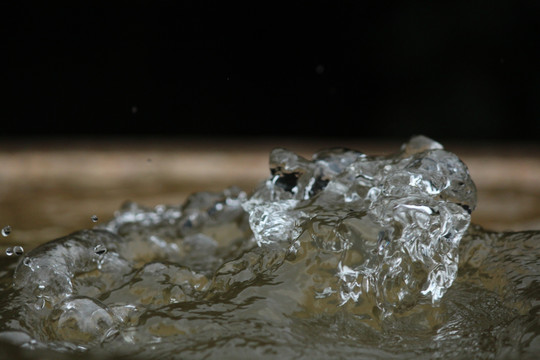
{"left": 0, "top": 136, "right": 538, "bottom": 359}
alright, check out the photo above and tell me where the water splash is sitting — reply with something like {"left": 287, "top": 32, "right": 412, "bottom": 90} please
{"left": 0, "top": 136, "right": 537, "bottom": 359}
{"left": 243, "top": 135, "right": 475, "bottom": 314}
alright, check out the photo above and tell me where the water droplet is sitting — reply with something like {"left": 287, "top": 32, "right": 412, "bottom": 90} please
{"left": 13, "top": 246, "right": 24, "bottom": 256}
{"left": 23, "top": 258, "right": 33, "bottom": 267}
{"left": 91, "top": 215, "right": 99, "bottom": 223}
{"left": 5, "top": 247, "right": 13, "bottom": 256}
{"left": 2, "top": 226, "right": 12, "bottom": 237}
{"left": 94, "top": 244, "right": 107, "bottom": 256}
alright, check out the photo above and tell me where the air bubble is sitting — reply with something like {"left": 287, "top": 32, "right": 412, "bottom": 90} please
{"left": 13, "top": 246, "right": 24, "bottom": 256}
{"left": 94, "top": 244, "right": 107, "bottom": 256}
{"left": 23, "top": 258, "right": 33, "bottom": 267}
{"left": 2, "top": 226, "right": 11, "bottom": 237}
{"left": 91, "top": 215, "right": 99, "bottom": 223}
{"left": 47, "top": 297, "right": 116, "bottom": 344}
{"left": 5, "top": 247, "right": 13, "bottom": 256}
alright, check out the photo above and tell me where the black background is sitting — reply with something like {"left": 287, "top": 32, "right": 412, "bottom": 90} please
{"left": 3, "top": 1, "right": 539, "bottom": 141}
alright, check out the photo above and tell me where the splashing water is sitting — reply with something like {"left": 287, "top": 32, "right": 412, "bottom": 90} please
{"left": 0, "top": 136, "right": 538, "bottom": 359}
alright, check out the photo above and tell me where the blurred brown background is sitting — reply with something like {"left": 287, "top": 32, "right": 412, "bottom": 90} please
{"left": 1, "top": 137, "right": 539, "bottom": 253}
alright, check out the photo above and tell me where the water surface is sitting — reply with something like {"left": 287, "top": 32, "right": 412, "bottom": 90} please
{"left": 0, "top": 136, "right": 538, "bottom": 359}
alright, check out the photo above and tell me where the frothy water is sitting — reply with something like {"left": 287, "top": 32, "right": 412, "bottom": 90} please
{"left": 0, "top": 136, "right": 538, "bottom": 359}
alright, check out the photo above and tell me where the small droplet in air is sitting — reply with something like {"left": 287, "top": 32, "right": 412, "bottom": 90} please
{"left": 94, "top": 244, "right": 107, "bottom": 256}
{"left": 2, "top": 225, "right": 12, "bottom": 237}
{"left": 5, "top": 247, "right": 13, "bottom": 256}
{"left": 13, "top": 246, "right": 24, "bottom": 256}
{"left": 91, "top": 215, "right": 99, "bottom": 223}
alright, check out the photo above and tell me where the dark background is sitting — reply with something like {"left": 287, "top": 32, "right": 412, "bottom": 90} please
{"left": 3, "top": 1, "right": 539, "bottom": 141}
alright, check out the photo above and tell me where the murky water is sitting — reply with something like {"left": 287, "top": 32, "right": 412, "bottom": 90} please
{"left": 0, "top": 136, "right": 538, "bottom": 359}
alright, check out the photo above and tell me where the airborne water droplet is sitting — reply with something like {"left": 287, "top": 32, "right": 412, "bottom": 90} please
{"left": 13, "top": 246, "right": 24, "bottom": 256}
{"left": 2, "top": 226, "right": 11, "bottom": 237}
{"left": 5, "top": 247, "right": 13, "bottom": 256}
{"left": 91, "top": 215, "right": 99, "bottom": 223}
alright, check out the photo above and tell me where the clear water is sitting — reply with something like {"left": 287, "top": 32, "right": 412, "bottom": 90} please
{"left": 0, "top": 136, "right": 538, "bottom": 359}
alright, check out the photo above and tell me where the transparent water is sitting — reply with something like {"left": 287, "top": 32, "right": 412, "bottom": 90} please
{"left": 0, "top": 136, "right": 538, "bottom": 359}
